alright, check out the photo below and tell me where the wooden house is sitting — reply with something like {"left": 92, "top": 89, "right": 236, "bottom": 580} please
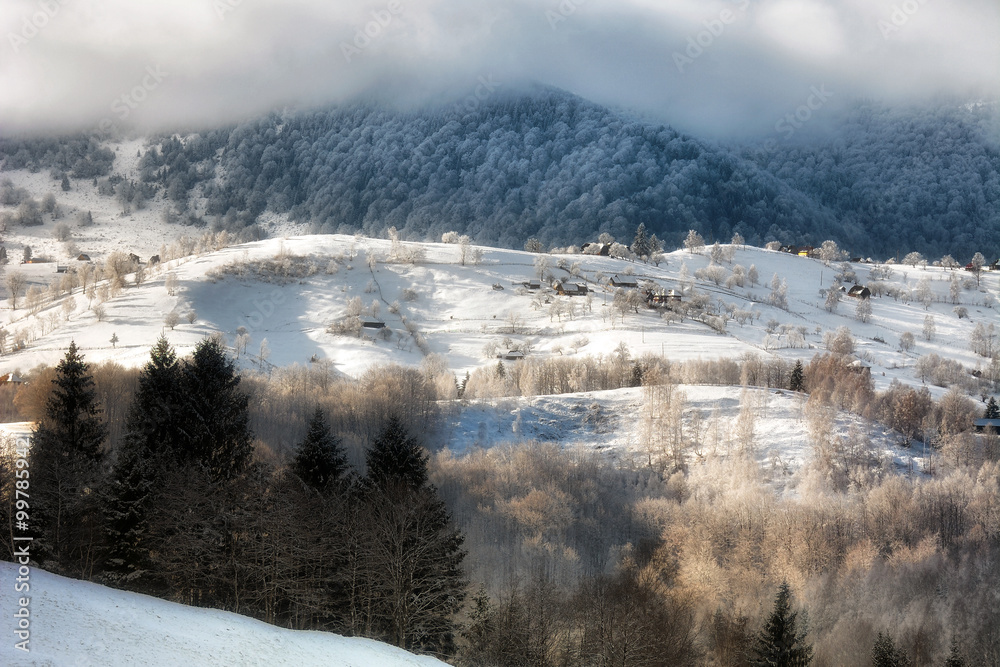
{"left": 581, "top": 242, "right": 611, "bottom": 256}
{"left": 500, "top": 350, "right": 525, "bottom": 361}
{"left": 847, "top": 285, "right": 871, "bottom": 300}
{"left": 609, "top": 275, "right": 639, "bottom": 289}
{"left": 974, "top": 418, "right": 1000, "bottom": 433}
{"left": 555, "top": 282, "right": 588, "bottom": 296}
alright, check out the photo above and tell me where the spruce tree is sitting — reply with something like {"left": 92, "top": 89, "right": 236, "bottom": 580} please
{"left": 355, "top": 417, "right": 466, "bottom": 654}
{"left": 364, "top": 416, "right": 429, "bottom": 491}
{"left": 789, "top": 360, "right": 805, "bottom": 392}
{"left": 631, "top": 223, "right": 650, "bottom": 260}
{"left": 943, "top": 638, "right": 965, "bottom": 667}
{"left": 749, "top": 582, "right": 812, "bottom": 666}
{"left": 182, "top": 336, "right": 253, "bottom": 481}
{"left": 101, "top": 336, "right": 185, "bottom": 586}
{"left": 871, "top": 631, "right": 910, "bottom": 667}
{"left": 31, "top": 341, "right": 107, "bottom": 572}
{"left": 101, "top": 440, "right": 156, "bottom": 586}
{"left": 292, "top": 406, "right": 349, "bottom": 492}
{"left": 985, "top": 396, "right": 999, "bottom": 420}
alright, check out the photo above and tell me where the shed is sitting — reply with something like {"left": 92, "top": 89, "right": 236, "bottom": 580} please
{"left": 518, "top": 280, "right": 541, "bottom": 290}
{"left": 358, "top": 317, "right": 386, "bottom": 329}
{"left": 848, "top": 359, "right": 871, "bottom": 377}
{"left": 975, "top": 418, "right": 1000, "bottom": 433}
{"left": 500, "top": 350, "right": 525, "bottom": 361}
{"left": 77, "top": 254, "right": 91, "bottom": 262}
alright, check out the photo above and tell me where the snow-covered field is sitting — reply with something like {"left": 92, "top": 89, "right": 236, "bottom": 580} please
{"left": 0, "top": 229, "right": 995, "bottom": 393}
{"left": 0, "top": 562, "right": 448, "bottom": 667}
{"left": 441, "top": 384, "right": 927, "bottom": 491}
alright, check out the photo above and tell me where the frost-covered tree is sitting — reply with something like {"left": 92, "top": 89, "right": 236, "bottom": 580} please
{"left": 969, "top": 252, "right": 986, "bottom": 286}
{"left": 630, "top": 223, "right": 650, "bottom": 260}
{"left": 903, "top": 251, "right": 925, "bottom": 267}
{"left": 684, "top": 229, "right": 704, "bottom": 254}
{"left": 855, "top": 297, "right": 872, "bottom": 323}
{"left": 923, "top": 314, "right": 936, "bottom": 341}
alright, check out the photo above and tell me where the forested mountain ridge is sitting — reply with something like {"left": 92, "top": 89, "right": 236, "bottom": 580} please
{"left": 163, "top": 88, "right": 849, "bottom": 251}
{"left": 2, "top": 88, "right": 997, "bottom": 259}
{"left": 737, "top": 101, "right": 1000, "bottom": 260}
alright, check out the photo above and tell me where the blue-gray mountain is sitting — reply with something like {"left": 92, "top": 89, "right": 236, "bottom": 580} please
{"left": 2, "top": 89, "right": 997, "bottom": 259}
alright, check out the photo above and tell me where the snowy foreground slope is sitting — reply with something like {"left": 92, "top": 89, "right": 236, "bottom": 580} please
{"left": 0, "top": 562, "right": 447, "bottom": 667}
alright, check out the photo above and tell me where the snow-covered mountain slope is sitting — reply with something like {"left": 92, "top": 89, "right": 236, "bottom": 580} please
{"left": 0, "top": 562, "right": 447, "bottom": 667}
{"left": 0, "top": 233, "right": 996, "bottom": 399}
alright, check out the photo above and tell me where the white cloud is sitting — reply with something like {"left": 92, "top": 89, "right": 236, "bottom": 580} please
{"left": 0, "top": 0, "right": 997, "bottom": 137}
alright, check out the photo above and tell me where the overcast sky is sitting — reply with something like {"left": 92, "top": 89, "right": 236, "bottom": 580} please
{"left": 1, "top": 0, "right": 998, "bottom": 137}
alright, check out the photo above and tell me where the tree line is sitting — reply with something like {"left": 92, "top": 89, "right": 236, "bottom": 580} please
{"left": 2, "top": 336, "right": 997, "bottom": 664}
{"left": 3, "top": 338, "right": 465, "bottom": 657}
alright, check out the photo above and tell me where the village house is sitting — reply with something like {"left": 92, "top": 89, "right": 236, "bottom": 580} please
{"left": 500, "top": 350, "right": 525, "bottom": 361}
{"left": 609, "top": 274, "right": 639, "bottom": 289}
{"left": 554, "top": 282, "right": 589, "bottom": 296}
{"left": 644, "top": 289, "right": 683, "bottom": 308}
{"left": 581, "top": 242, "right": 611, "bottom": 256}
{"left": 779, "top": 245, "right": 818, "bottom": 258}
{"left": 974, "top": 418, "right": 1000, "bottom": 433}
{"left": 847, "top": 285, "right": 871, "bottom": 299}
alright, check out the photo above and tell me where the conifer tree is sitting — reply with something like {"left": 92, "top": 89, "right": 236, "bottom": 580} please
{"left": 101, "top": 440, "right": 156, "bottom": 586}
{"left": 943, "top": 638, "right": 965, "bottom": 667}
{"left": 631, "top": 223, "right": 650, "bottom": 260}
{"left": 364, "top": 416, "right": 429, "bottom": 491}
{"left": 789, "top": 360, "right": 805, "bottom": 392}
{"left": 101, "top": 336, "right": 185, "bottom": 586}
{"left": 182, "top": 336, "right": 253, "bottom": 481}
{"left": 292, "top": 406, "right": 349, "bottom": 492}
{"left": 749, "top": 582, "right": 812, "bottom": 666}
{"left": 986, "top": 396, "right": 1000, "bottom": 420}
{"left": 353, "top": 417, "right": 466, "bottom": 654}
{"left": 31, "top": 341, "right": 107, "bottom": 573}
{"left": 871, "top": 631, "right": 910, "bottom": 667}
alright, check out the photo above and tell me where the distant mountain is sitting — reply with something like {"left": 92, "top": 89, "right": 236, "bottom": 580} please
{"left": 2, "top": 88, "right": 997, "bottom": 259}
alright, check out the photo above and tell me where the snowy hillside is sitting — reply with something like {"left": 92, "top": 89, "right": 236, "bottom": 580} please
{"left": 0, "top": 233, "right": 996, "bottom": 397}
{"left": 0, "top": 562, "right": 448, "bottom": 667}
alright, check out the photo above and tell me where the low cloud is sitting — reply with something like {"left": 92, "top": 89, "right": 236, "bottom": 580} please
{"left": 1, "top": 0, "right": 997, "bottom": 137}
